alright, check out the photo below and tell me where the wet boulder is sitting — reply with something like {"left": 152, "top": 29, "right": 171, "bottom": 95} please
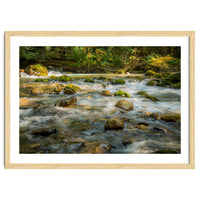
{"left": 137, "top": 91, "right": 159, "bottom": 102}
{"left": 65, "top": 84, "right": 81, "bottom": 92}
{"left": 101, "top": 90, "right": 112, "bottom": 96}
{"left": 136, "top": 124, "right": 147, "bottom": 130}
{"left": 145, "top": 70, "right": 156, "bottom": 76}
{"left": 84, "top": 78, "right": 95, "bottom": 83}
{"left": 64, "top": 84, "right": 81, "bottom": 94}
{"left": 110, "top": 79, "right": 125, "bottom": 85}
{"left": 105, "top": 118, "right": 124, "bottom": 130}
{"left": 161, "top": 113, "right": 181, "bottom": 122}
{"left": 115, "top": 100, "right": 134, "bottom": 111}
{"left": 149, "top": 112, "right": 161, "bottom": 120}
{"left": 58, "top": 75, "right": 72, "bottom": 82}
{"left": 80, "top": 142, "right": 111, "bottom": 153}
{"left": 55, "top": 96, "right": 77, "bottom": 107}
{"left": 31, "top": 88, "right": 44, "bottom": 94}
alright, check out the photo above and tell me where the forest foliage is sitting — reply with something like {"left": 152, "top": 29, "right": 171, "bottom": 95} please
{"left": 20, "top": 46, "right": 180, "bottom": 73}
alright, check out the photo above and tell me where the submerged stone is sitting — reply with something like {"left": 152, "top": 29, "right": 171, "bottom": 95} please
{"left": 161, "top": 113, "right": 181, "bottom": 122}
{"left": 115, "top": 100, "right": 134, "bottom": 111}
{"left": 55, "top": 96, "right": 77, "bottom": 107}
{"left": 105, "top": 118, "right": 124, "bottom": 130}
{"left": 101, "top": 90, "right": 112, "bottom": 96}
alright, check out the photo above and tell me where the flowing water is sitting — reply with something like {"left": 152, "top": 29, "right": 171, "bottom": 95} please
{"left": 20, "top": 72, "right": 181, "bottom": 154}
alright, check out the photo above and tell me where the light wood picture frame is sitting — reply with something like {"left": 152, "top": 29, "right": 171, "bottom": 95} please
{"left": 5, "top": 31, "right": 195, "bottom": 169}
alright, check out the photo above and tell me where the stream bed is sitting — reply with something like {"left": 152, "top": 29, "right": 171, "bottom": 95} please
{"left": 20, "top": 72, "right": 181, "bottom": 154}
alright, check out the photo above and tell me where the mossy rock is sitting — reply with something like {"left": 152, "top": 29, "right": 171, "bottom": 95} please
{"left": 137, "top": 91, "right": 159, "bottom": 102}
{"left": 55, "top": 96, "right": 77, "bottom": 107}
{"left": 114, "top": 90, "right": 130, "bottom": 98}
{"left": 146, "top": 80, "right": 155, "bottom": 86}
{"left": 65, "top": 84, "right": 81, "bottom": 92}
{"left": 105, "top": 118, "right": 124, "bottom": 130}
{"left": 49, "top": 75, "right": 57, "bottom": 79}
{"left": 162, "top": 72, "right": 171, "bottom": 78}
{"left": 155, "top": 82, "right": 164, "bottom": 87}
{"left": 149, "top": 112, "right": 161, "bottom": 120}
{"left": 35, "top": 78, "right": 48, "bottom": 82}
{"left": 101, "top": 90, "right": 112, "bottom": 96}
{"left": 145, "top": 70, "right": 156, "bottom": 76}
{"left": 145, "top": 95, "right": 159, "bottom": 102}
{"left": 58, "top": 75, "right": 72, "bottom": 82}
{"left": 137, "top": 91, "right": 148, "bottom": 96}
{"left": 115, "top": 100, "right": 134, "bottom": 111}
{"left": 84, "top": 78, "right": 95, "bottom": 83}
{"left": 162, "top": 72, "right": 180, "bottom": 86}
{"left": 25, "top": 64, "right": 48, "bottom": 76}
{"left": 110, "top": 79, "right": 125, "bottom": 85}
{"left": 97, "top": 76, "right": 106, "bottom": 80}
{"left": 161, "top": 113, "right": 181, "bottom": 122}
{"left": 154, "top": 73, "right": 162, "bottom": 78}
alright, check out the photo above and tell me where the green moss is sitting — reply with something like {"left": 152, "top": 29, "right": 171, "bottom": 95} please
{"left": 110, "top": 79, "right": 125, "bottom": 85}
{"left": 145, "top": 70, "right": 156, "bottom": 76}
{"left": 65, "top": 84, "right": 81, "bottom": 92}
{"left": 58, "top": 75, "right": 72, "bottom": 82}
{"left": 97, "top": 76, "right": 106, "bottom": 80}
{"left": 137, "top": 91, "right": 159, "bottom": 102}
{"left": 49, "top": 75, "right": 57, "bottom": 79}
{"left": 146, "top": 80, "right": 155, "bottom": 86}
{"left": 154, "top": 73, "right": 162, "bottom": 78}
{"left": 145, "top": 95, "right": 159, "bottom": 102}
{"left": 114, "top": 90, "right": 130, "bottom": 98}
{"left": 155, "top": 82, "right": 163, "bottom": 87}
{"left": 162, "top": 72, "right": 180, "bottom": 85}
{"left": 34, "top": 78, "right": 48, "bottom": 82}
{"left": 25, "top": 64, "right": 48, "bottom": 76}
{"left": 162, "top": 72, "right": 171, "bottom": 78}
{"left": 84, "top": 78, "right": 95, "bottom": 83}
{"left": 137, "top": 91, "right": 148, "bottom": 96}
{"left": 172, "top": 82, "right": 181, "bottom": 89}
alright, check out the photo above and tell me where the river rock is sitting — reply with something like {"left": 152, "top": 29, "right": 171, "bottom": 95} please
{"left": 161, "top": 113, "right": 181, "bottom": 122}
{"left": 115, "top": 100, "right": 134, "bottom": 111}
{"left": 80, "top": 142, "right": 111, "bottom": 153}
{"left": 149, "top": 112, "right": 161, "bottom": 120}
{"left": 105, "top": 118, "right": 124, "bottom": 130}
{"left": 63, "top": 88, "right": 75, "bottom": 95}
{"left": 101, "top": 90, "right": 111, "bottom": 96}
{"left": 55, "top": 96, "right": 77, "bottom": 107}
{"left": 63, "top": 137, "right": 87, "bottom": 143}
{"left": 31, "top": 128, "right": 57, "bottom": 136}
{"left": 31, "top": 88, "right": 44, "bottom": 95}
{"left": 136, "top": 124, "right": 147, "bottom": 129}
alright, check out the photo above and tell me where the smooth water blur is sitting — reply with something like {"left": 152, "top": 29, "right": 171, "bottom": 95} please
{"left": 20, "top": 73, "right": 181, "bottom": 154}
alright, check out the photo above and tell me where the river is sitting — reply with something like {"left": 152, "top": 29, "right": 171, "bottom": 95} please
{"left": 20, "top": 72, "right": 181, "bottom": 154}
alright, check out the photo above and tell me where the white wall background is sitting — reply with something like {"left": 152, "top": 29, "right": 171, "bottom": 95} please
{"left": 0, "top": 1, "right": 199, "bottom": 200}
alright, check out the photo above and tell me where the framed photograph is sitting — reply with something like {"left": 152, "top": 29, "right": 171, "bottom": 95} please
{"left": 5, "top": 31, "right": 195, "bottom": 169}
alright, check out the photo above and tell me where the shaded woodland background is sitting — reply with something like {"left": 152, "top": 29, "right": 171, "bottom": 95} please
{"left": 20, "top": 46, "right": 180, "bottom": 73}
